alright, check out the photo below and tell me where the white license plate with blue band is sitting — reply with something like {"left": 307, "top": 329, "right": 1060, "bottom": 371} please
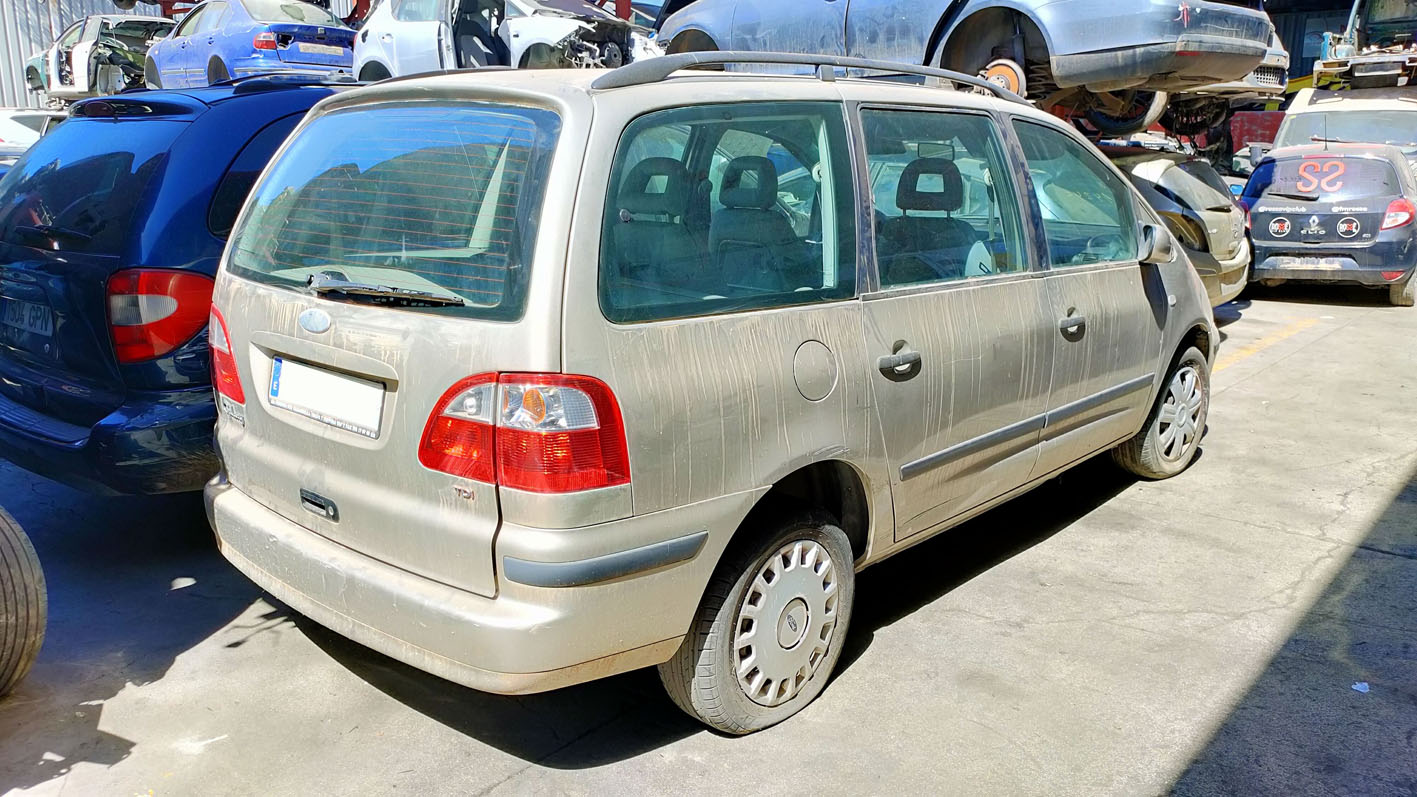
{"left": 2, "top": 298, "right": 53, "bottom": 337}
{"left": 269, "top": 357, "right": 384, "bottom": 438}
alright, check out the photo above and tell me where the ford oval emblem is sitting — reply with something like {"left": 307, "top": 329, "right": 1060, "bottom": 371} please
{"left": 299, "top": 308, "right": 331, "bottom": 334}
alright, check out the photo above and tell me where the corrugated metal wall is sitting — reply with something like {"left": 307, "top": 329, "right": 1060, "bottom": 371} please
{"left": 0, "top": 0, "right": 355, "bottom": 108}
{"left": 0, "top": 0, "right": 148, "bottom": 108}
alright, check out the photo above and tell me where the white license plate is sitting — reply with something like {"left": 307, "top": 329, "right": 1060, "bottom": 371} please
{"left": 269, "top": 357, "right": 384, "bottom": 438}
{"left": 2, "top": 298, "right": 53, "bottom": 337}
{"left": 297, "top": 42, "right": 345, "bottom": 55}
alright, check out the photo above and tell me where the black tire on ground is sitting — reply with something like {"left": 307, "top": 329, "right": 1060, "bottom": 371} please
{"left": 0, "top": 507, "right": 46, "bottom": 698}
{"left": 207, "top": 58, "right": 230, "bottom": 85}
{"left": 144, "top": 57, "right": 161, "bottom": 89}
{"left": 658, "top": 510, "right": 855, "bottom": 734}
{"left": 1113, "top": 346, "right": 1210, "bottom": 480}
{"left": 1084, "top": 90, "right": 1169, "bottom": 137}
{"left": 1391, "top": 276, "right": 1415, "bottom": 307}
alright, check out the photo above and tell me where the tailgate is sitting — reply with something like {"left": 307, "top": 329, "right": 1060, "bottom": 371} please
{"left": 214, "top": 103, "right": 563, "bottom": 598}
{"left": 268, "top": 23, "right": 354, "bottom": 67}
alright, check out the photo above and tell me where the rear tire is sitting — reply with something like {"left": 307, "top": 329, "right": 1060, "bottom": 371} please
{"left": 1084, "top": 90, "right": 1169, "bottom": 137}
{"left": 358, "top": 62, "right": 392, "bottom": 82}
{"left": 1112, "top": 346, "right": 1210, "bottom": 480}
{"left": 1391, "top": 277, "right": 1415, "bottom": 307}
{"left": 207, "top": 58, "right": 230, "bottom": 86}
{"left": 658, "top": 510, "right": 855, "bottom": 734}
{"left": 0, "top": 508, "right": 46, "bottom": 698}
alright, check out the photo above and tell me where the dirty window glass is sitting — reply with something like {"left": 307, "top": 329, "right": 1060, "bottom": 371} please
{"left": 391, "top": 0, "right": 443, "bottom": 22}
{"left": 863, "top": 109, "right": 1027, "bottom": 288}
{"left": 242, "top": 0, "right": 345, "bottom": 25}
{"left": 172, "top": 6, "right": 207, "bottom": 36}
{"left": 227, "top": 104, "right": 560, "bottom": 321}
{"left": 1014, "top": 121, "right": 1138, "bottom": 267}
{"left": 208, "top": 114, "right": 301, "bottom": 239}
{"left": 1246, "top": 156, "right": 1401, "bottom": 202}
{"left": 57, "top": 22, "right": 84, "bottom": 48}
{"left": 0, "top": 120, "right": 182, "bottom": 256}
{"left": 599, "top": 102, "right": 856, "bottom": 323}
{"left": 197, "top": 2, "right": 230, "bottom": 33}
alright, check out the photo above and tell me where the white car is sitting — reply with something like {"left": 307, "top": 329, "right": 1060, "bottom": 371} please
{"left": 0, "top": 108, "right": 67, "bottom": 168}
{"left": 353, "top": 0, "right": 659, "bottom": 80}
{"left": 25, "top": 15, "right": 174, "bottom": 104}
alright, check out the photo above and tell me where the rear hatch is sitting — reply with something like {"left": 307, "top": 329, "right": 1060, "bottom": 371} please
{"left": 244, "top": 0, "right": 355, "bottom": 67}
{"left": 1247, "top": 154, "right": 1401, "bottom": 249}
{"left": 0, "top": 112, "right": 190, "bottom": 436}
{"left": 215, "top": 102, "right": 562, "bottom": 598}
{"left": 1159, "top": 158, "right": 1246, "bottom": 261}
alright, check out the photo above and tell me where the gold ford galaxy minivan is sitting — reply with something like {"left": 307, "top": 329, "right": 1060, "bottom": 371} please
{"left": 206, "top": 53, "right": 1217, "bottom": 734}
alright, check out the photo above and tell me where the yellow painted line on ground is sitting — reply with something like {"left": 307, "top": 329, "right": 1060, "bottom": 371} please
{"left": 1214, "top": 317, "right": 1320, "bottom": 373}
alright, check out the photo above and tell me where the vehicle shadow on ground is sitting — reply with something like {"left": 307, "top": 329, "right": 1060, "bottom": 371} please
{"left": 304, "top": 456, "right": 1140, "bottom": 768}
{"left": 1246, "top": 283, "right": 1395, "bottom": 307}
{"left": 0, "top": 463, "right": 261, "bottom": 792}
{"left": 1171, "top": 466, "right": 1417, "bottom": 795}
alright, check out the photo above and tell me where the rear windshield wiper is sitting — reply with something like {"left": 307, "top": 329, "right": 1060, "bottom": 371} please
{"left": 306, "top": 273, "right": 464, "bottom": 307}
{"left": 14, "top": 224, "right": 93, "bottom": 242}
{"left": 1311, "top": 135, "right": 1360, "bottom": 145}
{"left": 1264, "top": 191, "right": 1320, "bottom": 201}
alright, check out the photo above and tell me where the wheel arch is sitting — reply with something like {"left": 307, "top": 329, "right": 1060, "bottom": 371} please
{"left": 738, "top": 460, "right": 874, "bottom": 566}
{"left": 929, "top": 5, "right": 1053, "bottom": 72}
{"left": 357, "top": 59, "right": 393, "bottom": 81}
{"left": 1181, "top": 322, "right": 1214, "bottom": 364}
{"left": 666, "top": 27, "right": 720, "bottom": 55}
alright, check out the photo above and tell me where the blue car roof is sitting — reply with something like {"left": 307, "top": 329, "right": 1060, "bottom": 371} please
{"left": 70, "top": 75, "right": 355, "bottom": 120}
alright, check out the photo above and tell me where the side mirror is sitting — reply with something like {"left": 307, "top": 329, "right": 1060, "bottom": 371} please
{"left": 1248, "top": 142, "right": 1272, "bottom": 169}
{"left": 1140, "top": 223, "right": 1175, "bottom": 265}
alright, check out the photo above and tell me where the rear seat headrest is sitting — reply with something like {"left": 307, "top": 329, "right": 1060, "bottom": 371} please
{"left": 897, "top": 157, "right": 963, "bottom": 212}
{"left": 619, "top": 157, "right": 691, "bottom": 216}
{"left": 720, "top": 156, "right": 779, "bottom": 210}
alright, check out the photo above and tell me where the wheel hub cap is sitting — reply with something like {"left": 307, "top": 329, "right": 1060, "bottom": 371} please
{"left": 735, "top": 540, "right": 839, "bottom": 707}
{"left": 1157, "top": 364, "right": 1204, "bottom": 461}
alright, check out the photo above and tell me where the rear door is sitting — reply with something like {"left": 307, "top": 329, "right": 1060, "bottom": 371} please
{"left": 189, "top": 1, "right": 229, "bottom": 81}
{"left": 857, "top": 107, "right": 1053, "bottom": 541}
{"left": 384, "top": 0, "right": 449, "bottom": 73}
{"left": 0, "top": 116, "right": 191, "bottom": 434}
{"left": 215, "top": 102, "right": 565, "bottom": 599}
{"left": 163, "top": 5, "right": 209, "bottom": 87}
{"left": 1011, "top": 120, "right": 1163, "bottom": 477}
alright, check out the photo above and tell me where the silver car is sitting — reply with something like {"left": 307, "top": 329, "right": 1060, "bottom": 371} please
{"left": 657, "top": 0, "right": 1275, "bottom": 134}
{"left": 206, "top": 52, "right": 1217, "bottom": 733}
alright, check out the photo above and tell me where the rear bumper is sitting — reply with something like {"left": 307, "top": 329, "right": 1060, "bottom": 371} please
{"left": 206, "top": 476, "right": 760, "bottom": 694}
{"left": 1193, "top": 238, "right": 1250, "bottom": 307}
{"left": 1054, "top": 36, "right": 1268, "bottom": 92}
{"left": 0, "top": 387, "right": 217, "bottom": 494}
{"left": 1252, "top": 254, "right": 1416, "bottom": 286}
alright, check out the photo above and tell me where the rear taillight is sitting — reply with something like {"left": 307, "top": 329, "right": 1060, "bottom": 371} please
{"left": 418, "top": 373, "right": 630, "bottom": 493}
{"left": 253, "top": 31, "right": 278, "bottom": 50}
{"left": 1382, "top": 198, "right": 1415, "bottom": 230}
{"left": 106, "top": 269, "right": 214, "bottom": 364}
{"left": 208, "top": 305, "right": 245, "bottom": 403}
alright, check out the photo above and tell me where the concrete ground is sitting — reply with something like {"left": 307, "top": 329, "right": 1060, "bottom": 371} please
{"left": 1, "top": 284, "right": 1415, "bottom": 796}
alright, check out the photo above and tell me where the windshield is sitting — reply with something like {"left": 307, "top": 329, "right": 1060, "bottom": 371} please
{"left": 1365, "top": 0, "right": 1417, "bottom": 24}
{"left": 227, "top": 104, "right": 560, "bottom": 320}
{"left": 1275, "top": 110, "right": 1417, "bottom": 149}
{"left": 0, "top": 119, "right": 184, "bottom": 256}
{"left": 241, "top": 0, "right": 345, "bottom": 25}
{"left": 1244, "top": 156, "right": 1401, "bottom": 202}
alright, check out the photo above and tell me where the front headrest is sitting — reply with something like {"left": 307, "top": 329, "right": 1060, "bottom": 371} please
{"left": 897, "top": 157, "right": 963, "bottom": 212}
{"left": 720, "top": 156, "right": 779, "bottom": 210}
{"left": 619, "top": 157, "right": 690, "bottom": 216}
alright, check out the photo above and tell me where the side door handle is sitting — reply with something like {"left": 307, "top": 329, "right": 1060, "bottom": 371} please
{"left": 877, "top": 345, "right": 922, "bottom": 379}
{"left": 1059, "top": 314, "right": 1087, "bottom": 338}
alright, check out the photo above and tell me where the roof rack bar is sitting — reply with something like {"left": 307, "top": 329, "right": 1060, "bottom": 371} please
{"left": 590, "top": 50, "right": 1028, "bottom": 104}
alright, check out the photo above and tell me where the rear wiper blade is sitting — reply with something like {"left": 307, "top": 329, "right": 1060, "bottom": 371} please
{"left": 306, "top": 273, "right": 464, "bottom": 307}
{"left": 1265, "top": 191, "right": 1320, "bottom": 201}
{"left": 14, "top": 224, "right": 93, "bottom": 242}
{"left": 1311, "top": 135, "right": 1360, "bottom": 144}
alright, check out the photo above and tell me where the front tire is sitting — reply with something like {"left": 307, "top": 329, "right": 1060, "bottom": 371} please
{"left": 0, "top": 508, "right": 46, "bottom": 698}
{"left": 1391, "top": 276, "right": 1415, "bottom": 307}
{"left": 659, "top": 510, "right": 855, "bottom": 734}
{"left": 1113, "top": 346, "right": 1210, "bottom": 479}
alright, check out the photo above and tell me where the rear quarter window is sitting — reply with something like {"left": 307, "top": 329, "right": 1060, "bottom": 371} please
{"left": 227, "top": 103, "right": 560, "bottom": 321}
{"left": 208, "top": 114, "right": 302, "bottom": 239}
{"left": 0, "top": 118, "right": 186, "bottom": 256}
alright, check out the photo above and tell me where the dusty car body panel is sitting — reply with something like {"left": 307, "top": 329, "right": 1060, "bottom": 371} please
{"left": 205, "top": 65, "right": 1215, "bottom": 696}
{"left": 660, "top": 0, "right": 1273, "bottom": 94}
{"left": 27, "top": 16, "right": 174, "bottom": 103}
{"left": 1108, "top": 148, "right": 1250, "bottom": 306}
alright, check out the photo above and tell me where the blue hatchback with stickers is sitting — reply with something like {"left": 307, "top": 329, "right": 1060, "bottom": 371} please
{"left": 1241, "top": 143, "right": 1417, "bottom": 306}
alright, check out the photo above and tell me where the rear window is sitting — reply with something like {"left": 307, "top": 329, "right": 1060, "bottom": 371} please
{"left": 1245, "top": 156, "right": 1401, "bottom": 202}
{"left": 1167, "top": 160, "right": 1234, "bottom": 211}
{"left": 0, "top": 118, "right": 185, "bottom": 256}
{"left": 242, "top": 0, "right": 344, "bottom": 25}
{"left": 227, "top": 104, "right": 560, "bottom": 320}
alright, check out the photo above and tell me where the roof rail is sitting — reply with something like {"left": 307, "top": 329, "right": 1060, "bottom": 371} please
{"left": 590, "top": 51, "right": 1029, "bottom": 104}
